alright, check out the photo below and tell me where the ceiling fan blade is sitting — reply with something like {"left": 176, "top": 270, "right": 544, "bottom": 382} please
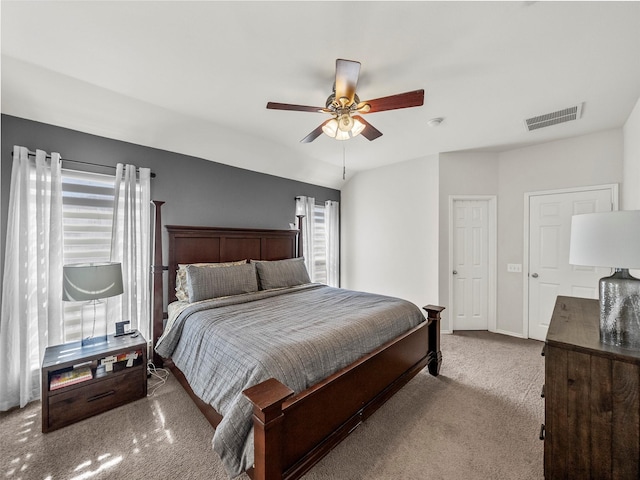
{"left": 300, "top": 120, "right": 332, "bottom": 143}
{"left": 358, "top": 89, "right": 424, "bottom": 113}
{"left": 267, "top": 102, "right": 324, "bottom": 113}
{"left": 353, "top": 116, "right": 383, "bottom": 141}
{"left": 334, "top": 59, "right": 361, "bottom": 106}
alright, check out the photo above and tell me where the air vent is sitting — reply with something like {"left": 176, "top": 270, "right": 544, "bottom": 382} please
{"left": 524, "top": 103, "right": 583, "bottom": 131}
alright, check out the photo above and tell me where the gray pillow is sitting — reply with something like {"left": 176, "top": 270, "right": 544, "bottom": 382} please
{"left": 175, "top": 260, "right": 247, "bottom": 301}
{"left": 186, "top": 263, "right": 258, "bottom": 302}
{"left": 253, "top": 257, "right": 311, "bottom": 290}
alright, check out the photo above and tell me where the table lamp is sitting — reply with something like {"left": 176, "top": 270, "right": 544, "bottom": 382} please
{"left": 62, "top": 262, "right": 124, "bottom": 346}
{"left": 569, "top": 210, "right": 640, "bottom": 348}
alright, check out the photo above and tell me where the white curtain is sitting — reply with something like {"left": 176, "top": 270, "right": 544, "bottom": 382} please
{"left": 108, "top": 164, "right": 151, "bottom": 340}
{"left": 295, "top": 196, "right": 316, "bottom": 280}
{"left": 325, "top": 200, "right": 340, "bottom": 287}
{"left": 0, "top": 147, "right": 63, "bottom": 410}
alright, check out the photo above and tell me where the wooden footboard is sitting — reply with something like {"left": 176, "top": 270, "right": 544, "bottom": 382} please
{"left": 243, "top": 305, "right": 443, "bottom": 480}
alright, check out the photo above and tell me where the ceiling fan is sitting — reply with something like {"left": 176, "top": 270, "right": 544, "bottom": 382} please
{"left": 266, "top": 59, "right": 425, "bottom": 143}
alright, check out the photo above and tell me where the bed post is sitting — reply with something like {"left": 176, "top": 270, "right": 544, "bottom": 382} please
{"left": 152, "top": 200, "right": 165, "bottom": 367}
{"left": 423, "top": 305, "right": 444, "bottom": 376}
{"left": 244, "top": 379, "right": 295, "bottom": 480}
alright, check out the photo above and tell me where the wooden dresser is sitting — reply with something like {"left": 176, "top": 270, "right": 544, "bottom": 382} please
{"left": 544, "top": 296, "right": 640, "bottom": 479}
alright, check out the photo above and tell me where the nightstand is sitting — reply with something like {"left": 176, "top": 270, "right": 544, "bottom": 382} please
{"left": 41, "top": 331, "right": 148, "bottom": 433}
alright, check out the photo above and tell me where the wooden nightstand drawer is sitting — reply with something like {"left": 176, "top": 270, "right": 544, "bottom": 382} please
{"left": 47, "top": 369, "right": 144, "bottom": 430}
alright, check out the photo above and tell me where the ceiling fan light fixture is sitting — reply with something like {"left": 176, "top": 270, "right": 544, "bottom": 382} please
{"left": 322, "top": 118, "right": 339, "bottom": 138}
{"left": 338, "top": 113, "right": 354, "bottom": 132}
{"left": 351, "top": 117, "right": 365, "bottom": 136}
{"left": 335, "top": 130, "right": 352, "bottom": 141}
{"left": 322, "top": 116, "right": 365, "bottom": 141}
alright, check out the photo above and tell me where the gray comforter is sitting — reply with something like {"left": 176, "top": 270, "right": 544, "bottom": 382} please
{"left": 155, "top": 284, "right": 425, "bottom": 477}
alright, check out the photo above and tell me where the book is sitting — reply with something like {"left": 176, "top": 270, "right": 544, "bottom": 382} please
{"left": 50, "top": 366, "right": 93, "bottom": 390}
{"left": 114, "top": 349, "right": 143, "bottom": 363}
{"left": 95, "top": 349, "right": 143, "bottom": 375}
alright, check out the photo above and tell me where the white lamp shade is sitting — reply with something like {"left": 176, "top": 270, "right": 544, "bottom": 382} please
{"left": 569, "top": 211, "right": 640, "bottom": 268}
{"left": 62, "top": 262, "right": 124, "bottom": 301}
{"left": 321, "top": 118, "right": 339, "bottom": 138}
{"left": 351, "top": 117, "right": 365, "bottom": 136}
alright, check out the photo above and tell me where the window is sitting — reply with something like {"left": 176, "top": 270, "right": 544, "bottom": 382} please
{"left": 61, "top": 169, "right": 116, "bottom": 342}
{"left": 0, "top": 148, "right": 150, "bottom": 410}
{"left": 296, "top": 196, "right": 339, "bottom": 287}
{"left": 311, "top": 202, "right": 327, "bottom": 284}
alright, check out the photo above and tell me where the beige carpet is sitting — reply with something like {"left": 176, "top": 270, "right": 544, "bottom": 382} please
{"left": 0, "top": 331, "right": 545, "bottom": 479}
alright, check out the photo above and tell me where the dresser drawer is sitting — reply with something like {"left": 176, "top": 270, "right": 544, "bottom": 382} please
{"left": 47, "top": 368, "right": 145, "bottom": 431}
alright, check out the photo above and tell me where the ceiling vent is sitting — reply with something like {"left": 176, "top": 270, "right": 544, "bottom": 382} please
{"left": 524, "top": 103, "right": 583, "bottom": 132}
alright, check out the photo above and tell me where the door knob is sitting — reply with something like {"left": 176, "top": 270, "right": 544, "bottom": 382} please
{"left": 453, "top": 270, "right": 458, "bottom": 275}
{"left": 531, "top": 273, "right": 539, "bottom": 278}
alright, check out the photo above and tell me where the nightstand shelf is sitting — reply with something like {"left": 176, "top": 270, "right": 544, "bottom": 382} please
{"left": 41, "top": 331, "right": 148, "bottom": 433}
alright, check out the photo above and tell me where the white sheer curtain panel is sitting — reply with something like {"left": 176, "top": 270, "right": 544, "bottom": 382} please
{"left": 0, "top": 147, "right": 63, "bottom": 410}
{"left": 108, "top": 164, "right": 151, "bottom": 340}
{"left": 325, "top": 200, "right": 340, "bottom": 287}
{"left": 295, "top": 196, "right": 316, "bottom": 280}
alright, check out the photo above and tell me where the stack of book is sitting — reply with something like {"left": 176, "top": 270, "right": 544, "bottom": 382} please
{"left": 49, "top": 365, "right": 93, "bottom": 390}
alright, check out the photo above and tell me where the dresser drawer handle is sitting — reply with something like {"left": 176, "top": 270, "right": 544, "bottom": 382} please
{"left": 87, "top": 390, "right": 116, "bottom": 402}
{"left": 541, "top": 384, "right": 545, "bottom": 398}
{"left": 539, "top": 424, "right": 545, "bottom": 440}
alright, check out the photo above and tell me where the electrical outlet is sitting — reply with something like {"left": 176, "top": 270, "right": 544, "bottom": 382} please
{"left": 507, "top": 263, "right": 522, "bottom": 273}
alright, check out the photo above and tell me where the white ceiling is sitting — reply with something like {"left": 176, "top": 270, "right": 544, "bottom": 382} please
{"left": 2, "top": 1, "right": 640, "bottom": 189}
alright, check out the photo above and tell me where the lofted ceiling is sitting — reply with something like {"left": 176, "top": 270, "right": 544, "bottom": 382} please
{"left": 2, "top": 1, "right": 640, "bottom": 190}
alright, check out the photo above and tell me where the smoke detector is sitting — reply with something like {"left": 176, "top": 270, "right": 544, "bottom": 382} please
{"left": 524, "top": 103, "right": 583, "bottom": 132}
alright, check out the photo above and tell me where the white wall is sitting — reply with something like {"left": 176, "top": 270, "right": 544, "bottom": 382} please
{"left": 496, "top": 129, "right": 624, "bottom": 336}
{"left": 341, "top": 155, "right": 440, "bottom": 314}
{"left": 342, "top": 128, "right": 626, "bottom": 338}
{"left": 623, "top": 97, "right": 640, "bottom": 209}
{"left": 438, "top": 152, "right": 500, "bottom": 332}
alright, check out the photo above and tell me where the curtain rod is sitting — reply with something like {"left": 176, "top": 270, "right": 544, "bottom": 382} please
{"left": 21, "top": 149, "right": 156, "bottom": 178}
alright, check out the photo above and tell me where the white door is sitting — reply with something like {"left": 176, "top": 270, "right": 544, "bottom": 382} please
{"left": 527, "top": 187, "right": 615, "bottom": 340}
{"left": 452, "top": 200, "right": 490, "bottom": 330}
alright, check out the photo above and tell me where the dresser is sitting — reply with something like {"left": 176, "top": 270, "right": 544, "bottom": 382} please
{"left": 544, "top": 296, "right": 640, "bottom": 479}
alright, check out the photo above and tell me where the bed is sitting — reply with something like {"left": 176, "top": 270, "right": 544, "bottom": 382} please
{"left": 151, "top": 202, "right": 443, "bottom": 480}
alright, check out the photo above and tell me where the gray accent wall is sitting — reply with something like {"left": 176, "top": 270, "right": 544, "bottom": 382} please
{"left": 1, "top": 114, "right": 339, "bottom": 294}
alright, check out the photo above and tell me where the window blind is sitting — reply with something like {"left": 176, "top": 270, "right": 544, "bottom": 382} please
{"left": 61, "top": 169, "right": 116, "bottom": 342}
{"left": 312, "top": 202, "right": 327, "bottom": 284}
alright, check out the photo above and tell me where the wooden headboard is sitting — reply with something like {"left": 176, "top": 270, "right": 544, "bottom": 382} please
{"left": 151, "top": 202, "right": 301, "bottom": 364}
{"left": 165, "top": 225, "right": 300, "bottom": 303}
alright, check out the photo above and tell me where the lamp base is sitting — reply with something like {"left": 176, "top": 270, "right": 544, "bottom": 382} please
{"left": 600, "top": 268, "right": 640, "bottom": 349}
{"left": 80, "top": 300, "right": 107, "bottom": 348}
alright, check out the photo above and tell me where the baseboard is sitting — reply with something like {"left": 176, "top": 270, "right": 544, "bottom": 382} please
{"left": 491, "top": 328, "right": 528, "bottom": 339}
{"left": 442, "top": 328, "right": 529, "bottom": 339}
